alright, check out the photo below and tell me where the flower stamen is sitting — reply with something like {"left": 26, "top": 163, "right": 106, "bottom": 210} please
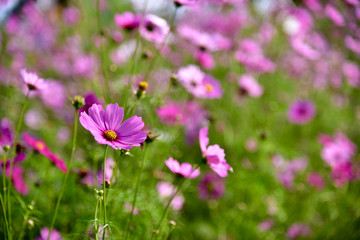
{"left": 104, "top": 130, "right": 117, "bottom": 141}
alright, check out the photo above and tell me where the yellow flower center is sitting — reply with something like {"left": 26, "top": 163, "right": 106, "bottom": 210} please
{"left": 205, "top": 84, "right": 213, "bottom": 92}
{"left": 104, "top": 130, "right": 117, "bottom": 141}
{"left": 36, "top": 142, "right": 45, "bottom": 151}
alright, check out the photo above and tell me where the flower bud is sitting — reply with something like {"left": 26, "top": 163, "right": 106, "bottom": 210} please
{"left": 72, "top": 96, "right": 85, "bottom": 110}
{"left": 27, "top": 219, "right": 34, "bottom": 228}
{"left": 3, "top": 145, "right": 10, "bottom": 152}
{"left": 135, "top": 81, "right": 148, "bottom": 99}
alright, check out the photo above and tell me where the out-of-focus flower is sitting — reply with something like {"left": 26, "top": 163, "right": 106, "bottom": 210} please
{"left": 165, "top": 157, "right": 200, "bottom": 178}
{"left": 63, "top": 6, "right": 80, "bottom": 25}
{"left": 198, "top": 172, "right": 224, "bottom": 200}
{"left": 5, "top": 165, "right": 29, "bottom": 195}
{"left": 157, "top": 181, "right": 184, "bottom": 210}
{"left": 114, "top": 12, "right": 140, "bottom": 31}
{"left": 344, "top": 35, "right": 360, "bottom": 55}
{"left": 287, "top": 99, "right": 316, "bottom": 125}
{"left": 177, "top": 65, "right": 223, "bottom": 98}
{"left": 342, "top": 61, "right": 360, "bottom": 87}
{"left": 20, "top": 69, "right": 46, "bottom": 92}
{"left": 234, "top": 39, "right": 275, "bottom": 74}
{"left": 307, "top": 172, "right": 325, "bottom": 190}
{"left": 139, "top": 14, "right": 169, "bottom": 44}
{"left": 79, "top": 103, "right": 146, "bottom": 150}
{"left": 199, "top": 127, "right": 232, "bottom": 178}
{"left": 35, "top": 227, "right": 62, "bottom": 240}
{"left": 238, "top": 74, "right": 263, "bottom": 98}
{"left": 23, "top": 132, "right": 67, "bottom": 173}
{"left": 0, "top": 118, "right": 13, "bottom": 147}
{"left": 286, "top": 223, "right": 311, "bottom": 239}
{"left": 110, "top": 40, "right": 136, "bottom": 65}
{"left": 25, "top": 109, "right": 46, "bottom": 130}
{"left": 258, "top": 219, "right": 274, "bottom": 232}
{"left": 78, "top": 93, "right": 103, "bottom": 114}
{"left": 40, "top": 80, "right": 67, "bottom": 110}
{"left": 157, "top": 101, "right": 188, "bottom": 125}
{"left": 97, "top": 158, "right": 116, "bottom": 186}
{"left": 124, "top": 203, "right": 139, "bottom": 215}
{"left": 331, "top": 162, "right": 354, "bottom": 187}
{"left": 174, "top": 0, "right": 198, "bottom": 7}
{"left": 324, "top": 4, "right": 345, "bottom": 27}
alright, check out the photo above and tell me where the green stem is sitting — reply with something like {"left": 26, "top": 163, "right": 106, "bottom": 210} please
{"left": 7, "top": 93, "right": 29, "bottom": 240}
{"left": 124, "top": 145, "right": 148, "bottom": 240}
{"left": 18, "top": 204, "right": 32, "bottom": 240}
{"left": 0, "top": 186, "right": 8, "bottom": 240}
{"left": 102, "top": 145, "right": 109, "bottom": 240}
{"left": 47, "top": 111, "right": 79, "bottom": 240}
{"left": 2, "top": 152, "right": 9, "bottom": 239}
{"left": 151, "top": 179, "right": 185, "bottom": 240}
{"left": 94, "top": 198, "right": 100, "bottom": 240}
{"left": 96, "top": 0, "right": 111, "bottom": 103}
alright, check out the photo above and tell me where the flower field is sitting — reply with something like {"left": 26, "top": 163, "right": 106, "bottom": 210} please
{"left": 1, "top": 0, "right": 360, "bottom": 239}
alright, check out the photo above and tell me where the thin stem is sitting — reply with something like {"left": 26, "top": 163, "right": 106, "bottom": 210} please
{"left": 18, "top": 204, "right": 32, "bottom": 240}
{"left": 2, "top": 152, "right": 9, "bottom": 239}
{"left": 96, "top": 0, "right": 111, "bottom": 103}
{"left": 151, "top": 179, "right": 185, "bottom": 240}
{"left": 48, "top": 111, "right": 79, "bottom": 240}
{"left": 7, "top": 92, "right": 29, "bottom": 240}
{"left": 94, "top": 198, "right": 100, "bottom": 240}
{"left": 102, "top": 145, "right": 109, "bottom": 240}
{"left": 124, "top": 145, "right": 148, "bottom": 240}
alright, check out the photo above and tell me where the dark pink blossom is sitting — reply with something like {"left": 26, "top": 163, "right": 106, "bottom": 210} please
{"left": 287, "top": 99, "right": 316, "bottom": 125}
{"left": 325, "top": 4, "right": 345, "bottom": 27}
{"left": 286, "top": 223, "right": 311, "bottom": 239}
{"left": 114, "top": 12, "right": 140, "bottom": 31}
{"left": 238, "top": 74, "right": 263, "bottom": 98}
{"left": 139, "top": 14, "right": 169, "bottom": 44}
{"left": 307, "top": 172, "right": 325, "bottom": 190}
{"left": 198, "top": 172, "right": 224, "bottom": 200}
{"left": 79, "top": 103, "right": 146, "bottom": 150}
{"left": 36, "top": 227, "right": 62, "bottom": 240}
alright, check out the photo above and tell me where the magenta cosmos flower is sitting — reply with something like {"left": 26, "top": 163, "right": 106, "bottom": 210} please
{"left": 198, "top": 172, "right": 224, "bottom": 200}
{"left": 36, "top": 227, "right": 62, "bottom": 240}
{"left": 20, "top": 69, "right": 46, "bottom": 92}
{"left": 79, "top": 103, "right": 146, "bottom": 150}
{"left": 139, "top": 14, "right": 170, "bottom": 44}
{"left": 287, "top": 99, "right": 316, "bottom": 125}
{"left": 24, "top": 133, "right": 67, "bottom": 173}
{"left": 165, "top": 157, "right": 200, "bottom": 179}
{"left": 199, "top": 127, "right": 232, "bottom": 178}
{"left": 114, "top": 12, "right": 140, "bottom": 31}
{"left": 238, "top": 74, "right": 263, "bottom": 98}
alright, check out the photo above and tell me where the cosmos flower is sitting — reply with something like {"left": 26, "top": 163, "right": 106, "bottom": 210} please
{"left": 23, "top": 132, "right": 67, "bottom": 173}
{"left": 97, "top": 158, "right": 116, "bottom": 186}
{"left": 177, "top": 65, "right": 223, "bottom": 98}
{"left": 286, "top": 223, "right": 311, "bottom": 239}
{"left": 307, "top": 172, "right": 325, "bottom": 190}
{"left": 0, "top": 118, "right": 13, "bottom": 147}
{"left": 287, "top": 99, "right": 316, "bottom": 125}
{"left": 165, "top": 157, "right": 200, "bottom": 179}
{"left": 114, "top": 12, "right": 140, "bottom": 31}
{"left": 156, "top": 101, "right": 188, "bottom": 125}
{"left": 5, "top": 165, "right": 29, "bottom": 195}
{"left": 198, "top": 172, "right": 224, "bottom": 200}
{"left": 139, "top": 14, "right": 170, "bottom": 44}
{"left": 238, "top": 74, "right": 263, "bottom": 98}
{"left": 199, "top": 127, "right": 232, "bottom": 178}
{"left": 156, "top": 181, "right": 184, "bottom": 210}
{"left": 324, "top": 4, "right": 345, "bottom": 27}
{"left": 35, "top": 227, "right": 62, "bottom": 240}
{"left": 79, "top": 103, "right": 147, "bottom": 150}
{"left": 78, "top": 93, "right": 103, "bottom": 114}
{"left": 258, "top": 219, "right": 274, "bottom": 232}
{"left": 20, "top": 69, "right": 46, "bottom": 92}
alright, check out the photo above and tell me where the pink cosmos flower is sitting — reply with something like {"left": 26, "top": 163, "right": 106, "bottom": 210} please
{"left": 40, "top": 80, "right": 67, "bottom": 110}
{"left": 79, "top": 103, "right": 147, "bottom": 150}
{"left": 307, "top": 172, "right": 325, "bottom": 190}
{"left": 286, "top": 223, "right": 311, "bottom": 239}
{"left": 320, "top": 132, "right": 356, "bottom": 168}
{"left": 124, "top": 203, "right": 139, "bottom": 215}
{"left": 78, "top": 93, "right": 103, "bottom": 114}
{"left": 331, "top": 162, "right": 354, "bottom": 187}
{"left": 139, "top": 14, "right": 170, "bottom": 44}
{"left": 20, "top": 69, "right": 46, "bottom": 92}
{"left": 23, "top": 132, "right": 67, "bottom": 173}
{"left": 165, "top": 157, "right": 200, "bottom": 179}
{"left": 5, "top": 165, "right": 29, "bottom": 195}
{"left": 0, "top": 118, "right": 13, "bottom": 147}
{"left": 157, "top": 181, "right": 185, "bottom": 210}
{"left": 157, "top": 101, "right": 188, "bottom": 125}
{"left": 198, "top": 172, "right": 224, "bottom": 200}
{"left": 324, "top": 4, "right": 345, "bottom": 27}
{"left": 342, "top": 61, "right": 360, "bottom": 87}
{"left": 114, "top": 12, "right": 140, "bottom": 31}
{"left": 238, "top": 74, "right": 263, "bottom": 98}
{"left": 287, "top": 99, "right": 316, "bottom": 125}
{"left": 199, "top": 127, "right": 232, "bottom": 178}
{"left": 174, "top": 0, "right": 198, "bottom": 7}
{"left": 258, "top": 219, "right": 274, "bottom": 232}
{"left": 36, "top": 227, "right": 62, "bottom": 240}
{"left": 344, "top": 35, "right": 360, "bottom": 55}
{"left": 97, "top": 158, "right": 116, "bottom": 186}
{"left": 62, "top": 6, "right": 80, "bottom": 25}
{"left": 177, "top": 65, "right": 223, "bottom": 98}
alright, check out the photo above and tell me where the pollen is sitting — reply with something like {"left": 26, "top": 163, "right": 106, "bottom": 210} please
{"left": 36, "top": 142, "right": 45, "bottom": 150}
{"left": 205, "top": 84, "right": 213, "bottom": 92}
{"left": 104, "top": 130, "right": 117, "bottom": 141}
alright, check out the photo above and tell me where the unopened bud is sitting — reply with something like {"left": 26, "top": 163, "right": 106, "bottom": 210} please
{"left": 27, "top": 219, "right": 34, "bottom": 228}
{"left": 169, "top": 220, "right": 176, "bottom": 226}
{"left": 145, "top": 131, "right": 158, "bottom": 144}
{"left": 142, "top": 51, "right": 153, "bottom": 59}
{"left": 105, "top": 180, "right": 111, "bottom": 188}
{"left": 170, "top": 74, "right": 178, "bottom": 86}
{"left": 72, "top": 96, "right": 85, "bottom": 110}
{"left": 136, "top": 81, "right": 148, "bottom": 99}
{"left": 3, "top": 145, "right": 10, "bottom": 152}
